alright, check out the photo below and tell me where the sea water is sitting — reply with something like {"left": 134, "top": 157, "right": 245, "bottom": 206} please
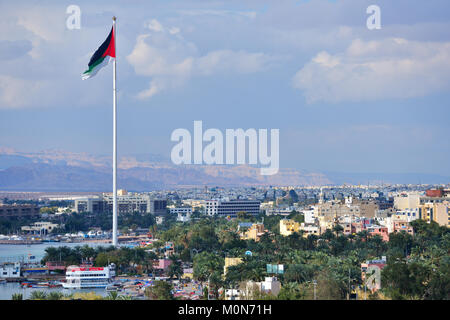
{"left": 0, "top": 242, "right": 112, "bottom": 300}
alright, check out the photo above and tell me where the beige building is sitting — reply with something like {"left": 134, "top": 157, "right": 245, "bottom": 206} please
{"left": 279, "top": 219, "right": 300, "bottom": 236}
{"left": 240, "top": 223, "right": 266, "bottom": 241}
{"left": 224, "top": 257, "right": 243, "bottom": 276}
{"left": 315, "top": 202, "right": 360, "bottom": 219}
{"left": 315, "top": 200, "right": 379, "bottom": 223}
{"left": 394, "top": 192, "right": 421, "bottom": 210}
{"left": 21, "top": 222, "right": 60, "bottom": 235}
{"left": 419, "top": 200, "right": 450, "bottom": 227}
{"left": 356, "top": 200, "right": 379, "bottom": 218}
{"left": 182, "top": 199, "right": 205, "bottom": 211}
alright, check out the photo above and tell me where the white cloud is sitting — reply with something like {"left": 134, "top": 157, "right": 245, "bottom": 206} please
{"left": 15, "top": 7, "right": 66, "bottom": 43}
{"left": 196, "top": 50, "right": 276, "bottom": 75}
{"left": 146, "top": 19, "right": 164, "bottom": 33}
{"left": 127, "top": 33, "right": 195, "bottom": 78}
{"left": 293, "top": 38, "right": 450, "bottom": 103}
{"left": 0, "top": 75, "right": 46, "bottom": 108}
{"left": 168, "top": 27, "right": 180, "bottom": 35}
{"left": 127, "top": 19, "right": 279, "bottom": 99}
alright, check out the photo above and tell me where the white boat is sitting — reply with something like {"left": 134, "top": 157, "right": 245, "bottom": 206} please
{"left": 62, "top": 264, "right": 115, "bottom": 289}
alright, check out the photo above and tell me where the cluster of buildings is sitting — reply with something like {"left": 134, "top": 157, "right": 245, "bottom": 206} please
{"left": 2, "top": 186, "right": 449, "bottom": 243}
{"left": 72, "top": 190, "right": 263, "bottom": 221}
{"left": 222, "top": 257, "right": 282, "bottom": 300}
{"left": 277, "top": 187, "right": 449, "bottom": 242}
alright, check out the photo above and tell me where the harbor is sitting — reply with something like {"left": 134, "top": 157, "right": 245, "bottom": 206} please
{"left": 0, "top": 241, "right": 190, "bottom": 300}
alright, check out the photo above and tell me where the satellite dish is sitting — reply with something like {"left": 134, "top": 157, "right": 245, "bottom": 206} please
{"left": 245, "top": 251, "right": 252, "bottom": 256}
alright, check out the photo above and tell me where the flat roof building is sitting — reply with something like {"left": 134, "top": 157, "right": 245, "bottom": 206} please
{"left": 206, "top": 200, "right": 260, "bottom": 218}
{"left": 0, "top": 204, "right": 40, "bottom": 219}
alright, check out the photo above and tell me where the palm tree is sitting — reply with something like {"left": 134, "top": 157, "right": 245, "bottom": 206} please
{"left": 29, "top": 290, "right": 48, "bottom": 300}
{"left": 105, "top": 291, "right": 119, "bottom": 300}
{"left": 11, "top": 293, "right": 23, "bottom": 300}
{"left": 357, "top": 230, "right": 370, "bottom": 243}
{"left": 47, "top": 292, "right": 64, "bottom": 300}
{"left": 332, "top": 224, "right": 344, "bottom": 238}
{"left": 63, "top": 292, "right": 74, "bottom": 300}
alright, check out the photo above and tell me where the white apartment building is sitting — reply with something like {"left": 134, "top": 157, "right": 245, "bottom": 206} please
{"left": 205, "top": 200, "right": 219, "bottom": 216}
{"left": 205, "top": 200, "right": 261, "bottom": 217}
{"left": 170, "top": 207, "right": 192, "bottom": 222}
{"left": 303, "top": 208, "right": 316, "bottom": 224}
{"left": 169, "top": 207, "right": 193, "bottom": 215}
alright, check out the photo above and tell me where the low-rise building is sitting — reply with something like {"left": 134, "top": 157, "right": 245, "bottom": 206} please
{"left": 0, "top": 262, "right": 21, "bottom": 278}
{"left": 418, "top": 201, "right": 450, "bottom": 227}
{"left": 21, "top": 222, "right": 60, "bottom": 235}
{"left": 299, "top": 223, "right": 321, "bottom": 237}
{"left": 0, "top": 204, "right": 40, "bottom": 219}
{"left": 265, "top": 207, "right": 293, "bottom": 216}
{"left": 169, "top": 207, "right": 192, "bottom": 215}
{"left": 392, "top": 220, "right": 414, "bottom": 235}
{"left": 240, "top": 223, "right": 267, "bottom": 241}
{"left": 237, "top": 277, "right": 282, "bottom": 300}
{"left": 279, "top": 219, "right": 300, "bottom": 236}
{"left": 224, "top": 257, "right": 243, "bottom": 276}
{"left": 153, "top": 259, "right": 172, "bottom": 271}
{"left": 366, "top": 225, "right": 389, "bottom": 241}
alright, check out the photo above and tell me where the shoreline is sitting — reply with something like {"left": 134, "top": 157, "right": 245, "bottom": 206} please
{"left": 0, "top": 239, "right": 113, "bottom": 245}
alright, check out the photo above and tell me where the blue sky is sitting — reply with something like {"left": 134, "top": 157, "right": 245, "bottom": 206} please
{"left": 0, "top": 0, "right": 450, "bottom": 175}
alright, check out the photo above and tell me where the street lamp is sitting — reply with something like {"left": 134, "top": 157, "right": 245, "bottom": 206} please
{"left": 313, "top": 280, "right": 317, "bottom": 300}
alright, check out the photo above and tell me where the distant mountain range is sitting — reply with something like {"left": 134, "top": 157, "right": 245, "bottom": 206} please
{"left": 0, "top": 147, "right": 448, "bottom": 191}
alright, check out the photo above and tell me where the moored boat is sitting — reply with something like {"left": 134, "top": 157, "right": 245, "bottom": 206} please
{"left": 62, "top": 263, "right": 115, "bottom": 289}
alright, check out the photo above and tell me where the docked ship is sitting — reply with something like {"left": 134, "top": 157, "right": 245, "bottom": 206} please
{"left": 62, "top": 263, "right": 116, "bottom": 289}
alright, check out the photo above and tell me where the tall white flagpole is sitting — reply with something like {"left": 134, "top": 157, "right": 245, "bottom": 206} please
{"left": 112, "top": 16, "right": 118, "bottom": 246}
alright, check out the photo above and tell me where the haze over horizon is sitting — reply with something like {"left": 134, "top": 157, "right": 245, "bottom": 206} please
{"left": 0, "top": 146, "right": 448, "bottom": 191}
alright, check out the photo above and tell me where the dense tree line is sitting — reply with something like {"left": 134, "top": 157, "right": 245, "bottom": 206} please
{"left": 51, "top": 211, "right": 155, "bottom": 234}
{"left": 0, "top": 217, "right": 38, "bottom": 234}
{"left": 41, "top": 245, "right": 159, "bottom": 275}
{"left": 154, "top": 216, "right": 449, "bottom": 300}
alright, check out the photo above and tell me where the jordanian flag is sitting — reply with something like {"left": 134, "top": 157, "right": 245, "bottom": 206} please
{"left": 82, "top": 27, "right": 116, "bottom": 80}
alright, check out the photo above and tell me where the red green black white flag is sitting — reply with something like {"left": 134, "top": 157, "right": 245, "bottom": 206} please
{"left": 82, "top": 26, "right": 116, "bottom": 80}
